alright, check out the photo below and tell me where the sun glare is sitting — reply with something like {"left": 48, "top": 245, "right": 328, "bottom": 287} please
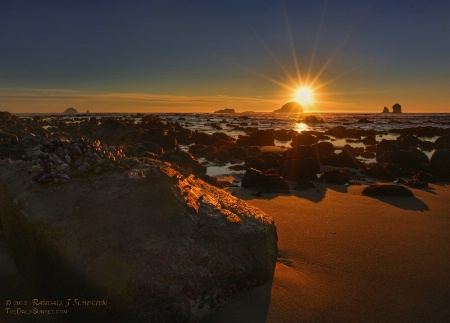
{"left": 294, "top": 87, "right": 315, "bottom": 106}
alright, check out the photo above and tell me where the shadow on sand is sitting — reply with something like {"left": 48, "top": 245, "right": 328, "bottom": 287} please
{"left": 203, "top": 275, "right": 273, "bottom": 323}
{"left": 231, "top": 182, "right": 430, "bottom": 211}
{"left": 364, "top": 195, "right": 429, "bottom": 211}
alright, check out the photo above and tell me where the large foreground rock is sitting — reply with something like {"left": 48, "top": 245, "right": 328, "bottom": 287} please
{"left": 0, "top": 159, "right": 277, "bottom": 322}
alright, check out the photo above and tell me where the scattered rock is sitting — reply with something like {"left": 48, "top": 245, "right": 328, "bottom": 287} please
{"left": 294, "top": 178, "right": 316, "bottom": 190}
{"left": 279, "top": 157, "right": 321, "bottom": 181}
{"left": 291, "top": 133, "right": 318, "bottom": 146}
{"left": 362, "top": 184, "right": 413, "bottom": 196}
{"left": 162, "top": 150, "right": 206, "bottom": 175}
{"left": 434, "top": 135, "right": 450, "bottom": 149}
{"left": 303, "top": 115, "right": 324, "bottom": 123}
{"left": 358, "top": 117, "right": 372, "bottom": 123}
{"left": 429, "top": 149, "right": 450, "bottom": 179}
{"left": 362, "top": 136, "right": 377, "bottom": 145}
{"left": 241, "top": 168, "right": 290, "bottom": 191}
{"left": 319, "top": 169, "right": 350, "bottom": 185}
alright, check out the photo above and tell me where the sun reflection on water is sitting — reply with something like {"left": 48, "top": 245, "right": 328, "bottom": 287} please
{"left": 295, "top": 122, "right": 310, "bottom": 133}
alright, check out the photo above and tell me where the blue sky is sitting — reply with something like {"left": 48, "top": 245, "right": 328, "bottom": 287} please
{"left": 1, "top": 0, "right": 449, "bottom": 113}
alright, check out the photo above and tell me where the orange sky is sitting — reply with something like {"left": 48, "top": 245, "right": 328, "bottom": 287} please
{"left": 1, "top": 1, "right": 449, "bottom": 114}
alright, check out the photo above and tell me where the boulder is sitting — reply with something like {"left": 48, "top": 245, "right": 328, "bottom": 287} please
{"left": 362, "top": 136, "right": 377, "bottom": 145}
{"left": 303, "top": 115, "right": 324, "bottom": 123}
{"left": 162, "top": 150, "right": 207, "bottom": 175}
{"left": 0, "top": 159, "right": 277, "bottom": 322}
{"left": 282, "top": 145, "right": 316, "bottom": 161}
{"left": 245, "top": 156, "right": 266, "bottom": 171}
{"left": 357, "top": 117, "right": 372, "bottom": 123}
{"left": 362, "top": 184, "right": 413, "bottom": 196}
{"left": 365, "top": 163, "right": 397, "bottom": 181}
{"left": 429, "top": 149, "right": 450, "bottom": 179}
{"left": 96, "top": 120, "right": 128, "bottom": 141}
{"left": 434, "top": 135, "right": 450, "bottom": 149}
{"left": 319, "top": 169, "right": 350, "bottom": 185}
{"left": 381, "top": 150, "right": 429, "bottom": 172}
{"left": 279, "top": 157, "right": 321, "bottom": 181}
{"left": 274, "top": 129, "right": 296, "bottom": 141}
{"left": 236, "top": 130, "right": 274, "bottom": 147}
{"left": 382, "top": 107, "right": 389, "bottom": 113}
{"left": 294, "top": 178, "right": 316, "bottom": 190}
{"left": 291, "top": 133, "right": 318, "bottom": 146}
{"left": 258, "top": 152, "right": 282, "bottom": 169}
{"left": 241, "top": 168, "right": 290, "bottom": 191}
{"left": 312, "top": 142, "right": 335, "bottom": 157}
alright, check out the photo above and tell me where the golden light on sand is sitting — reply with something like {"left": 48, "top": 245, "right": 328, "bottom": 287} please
{"left": 294, "top": 86, "right": 315, "bottom": 107}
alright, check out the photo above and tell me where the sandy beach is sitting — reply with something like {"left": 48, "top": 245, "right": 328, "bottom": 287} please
{"left": 208, "top": 182, "right": 450, "bottom": 322}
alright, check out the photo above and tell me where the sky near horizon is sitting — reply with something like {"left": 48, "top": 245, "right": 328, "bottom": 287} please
{"left": 1, "top": 0, "right": 450, "bottom": 113}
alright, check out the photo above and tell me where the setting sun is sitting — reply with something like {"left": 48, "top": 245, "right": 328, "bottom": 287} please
{"left": 294, "top": 87, "right": 315, "bottom": 107}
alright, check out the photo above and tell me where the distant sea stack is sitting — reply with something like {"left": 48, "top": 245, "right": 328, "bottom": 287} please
{"left": 63, "top": 107, "right": 79, "bottom": 115}
{"left": 214, "top": 108, "right": 235, "bottom": 114}
{"left": 274, "top": 102, "right": 303, "bottom": 114}
{"left": 381, "top": 104, "right": 402, "bottom": 113}
{"left": 392, "top": 103, "right": 402, "bottom": 113}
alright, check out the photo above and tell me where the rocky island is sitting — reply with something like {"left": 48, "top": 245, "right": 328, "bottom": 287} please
{"left": 63, "top": 107, "right": 79, "bottom": 115}
{"left": 273, "top": 102, "right": 303, "bottom": 114}
{"left": 382, "top": 104, "right": 403, "bottom": 113}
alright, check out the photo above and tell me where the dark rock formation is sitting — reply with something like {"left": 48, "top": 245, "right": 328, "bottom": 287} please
{"left": 214, "top": 108, "right": 236, "bottom": 114}
{"left": 161, "top": 150, "right": 206, "bottom": 175}
{"left": 429, "top": 150, "right": 450, "bottom": 179}
{"left": 364, "top": 163, "right": 398, "bottom": 181}
{"left": 294, "top": 178, "right": 316, "bottom": 190}
{"left": 362, "top": 136, "right": 377, "bottom": 145}
{"left": 392, "top": 103, "right": 402, "bottom": 113}
{"left": 379, "top": 150, "right": 429, "bottom": 172}
{"left": 245, "top": 156, "right": 266, "bottom": 171}
{"left": 274, "top": 129, "right": 296, "bottom": 141}
{"left": 291, "top": 133, "right": 318, "bottom": 146}
{"left": 0, "top": 159, "right": 277, "bottom": 322}
{"left": 279, "top": 157, "right": 321, "bottom": 181}
{"left": 273, "top": 102, "right": 303, "bottom": 114}
{"left": 241, "top": 168, "right": 290, "bottom": 191}
{"left": 236, "top": 130, "right": 275, "bottom": 147}
{"left": 434, "top": 135, "right": 450, "bottom": 149}
{"left": 319, "top": 169, "right": 350, "bottom": 185}
{"left": 362, "top": 184, "right": 413, "bottom": 197}
{"left": 358, "top": 117, "right": 372, "bottom": 123}
{"left": 382, "top": 107, "right": 389, "bottom": 113}
{"left": 96, "top": 119, "right": 129, "bottom": 142}
{"left": 63, "top": 107, "right": 79, "bottom": 115}
{"left": 258, "top": 152, "right": 282, "bottom": 169}
{"left": 303, "top": 115, "right": 324, "bottom": 123}
{"left": 313, "top": 142, "right": 335, "bottom": 157}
